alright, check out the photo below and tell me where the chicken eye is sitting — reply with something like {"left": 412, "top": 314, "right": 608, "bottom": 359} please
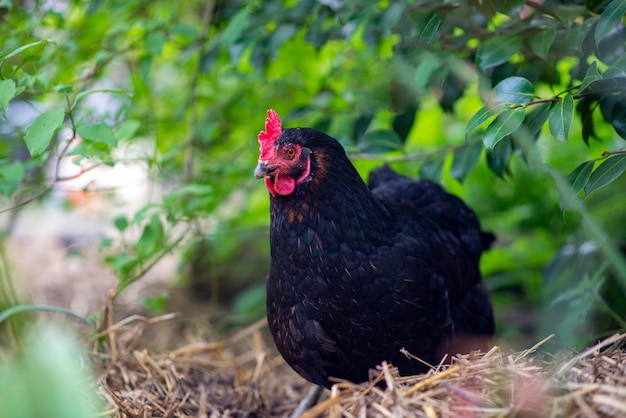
{"left": 285, "top": 146, "right": 296, "bottom": 159}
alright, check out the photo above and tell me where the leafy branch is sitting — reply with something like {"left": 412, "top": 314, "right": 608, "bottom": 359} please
{"left": 0, "top": 108, "right": 107, "bottom": 215}
{"left": 506, "top": 116, "right": 626, "bottom": 289}
{"left": 511, "top": 87, "right": 626, "bottom": 109}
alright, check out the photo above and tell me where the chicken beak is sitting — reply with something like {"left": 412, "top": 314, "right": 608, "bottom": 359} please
{"left": 254, "top": 161, "right": 274, "bottom": 179}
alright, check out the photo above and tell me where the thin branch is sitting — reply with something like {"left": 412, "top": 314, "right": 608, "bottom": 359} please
{"left": 524, "top": 0, "right": 560, "bottom": 19}
{"left": 520, "top": 97, "right": 561, "bottom": 107}
{"left": 72, "top": 44, "right": 134, "bottom": 87}
{"left": 54, "top": 163, "right": 105, "bottom": 182}
{"left": 117, "top": 228, "right": 191, "bottom": 293}
{"left": 350, "top": 144, "right": 460, "bottom": 163}
{"left": 601, "top": 149, "right": 626, "bottom": 157}
{"left": 0, "top": 183, "right": 54, "bottom": 214}
{"left": 0, "top": 137, "right": 100, "bottom": 214}
{"left": 517, "top": 86, "right": 623, "bottom": 108}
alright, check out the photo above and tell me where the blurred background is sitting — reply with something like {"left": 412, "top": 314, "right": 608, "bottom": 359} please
{"left": 1, "top": 0, "right": 625, "bottom": 357}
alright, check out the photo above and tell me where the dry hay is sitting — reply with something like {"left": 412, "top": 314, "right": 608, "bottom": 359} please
{"left": 95, "top": 315, "right": 310, "bottom": 417}
{"left": 302, "top": 334, "right": 626, "bottom": 418}
{"left": 96, "top": 313, "right": 626, "bottom": 418}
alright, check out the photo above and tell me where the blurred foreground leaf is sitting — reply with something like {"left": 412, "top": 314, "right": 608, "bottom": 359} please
{"left": 0, "top": 324, "right": 103, "bottom": 418}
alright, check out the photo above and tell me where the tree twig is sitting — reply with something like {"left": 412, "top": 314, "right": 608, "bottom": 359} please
{"left": 601, "top": 149, "right": 626, "bottom": 157}
{"left": 350, "top": 144, "right": 460, "bottom": 163}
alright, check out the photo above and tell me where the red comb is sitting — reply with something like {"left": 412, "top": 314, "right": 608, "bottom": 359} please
{"left": 258, "top": 109, "right": 282, "bottom": 160}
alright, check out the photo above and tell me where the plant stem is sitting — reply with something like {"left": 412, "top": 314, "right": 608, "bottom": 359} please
{"left": 0, "top": 304, "right": 96, "bottom": 329}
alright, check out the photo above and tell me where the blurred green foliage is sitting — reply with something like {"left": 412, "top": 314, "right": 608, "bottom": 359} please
{"left": 0, "top": 0, "right": 625, "bottom": 358}
{"left": 0, "top": 323, "right": 103, "bottom": 418}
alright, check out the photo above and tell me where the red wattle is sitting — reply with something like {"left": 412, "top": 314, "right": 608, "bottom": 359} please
{"left": 274, "top": 172, "right": 296, "bottom": 195}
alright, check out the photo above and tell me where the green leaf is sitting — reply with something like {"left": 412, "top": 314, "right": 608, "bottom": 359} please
{"left": 352, "top": 112, "right": 374, "bottom": 142}
{"left": 548, "top": 95, "right": 574, "bottom": 142}
{"left": 465, "top": 104, "right": 504, "bottom": 139}
{"left": 304, "top": 18, "right": 326, "bottom": 48}
{"left": 551, "top": 272, "right": 603, "bottom": 306}
{"left": 493, "top": 76, "right": 535, "bottom": 104}
{"left": 145, "top": 31, "right": 166, "bottom": 56}
{"left": 524, "top": 102, "right": 551, "bottom": 139}
{"left": 0, "top": 79, "right": 16, "bottom": 115}
{"left": 109, "top": 255, "right": 138, "bottom": 282}
{"left": 136, "top": 214, "right": 164, "bottom": 256}
{"left": 487, "top": 138, "right": 512, "bottom": 178}
{"left": 530, "top": 26, "right": 556, "bottom": 60}
{"left": 566, "top": 18, "right": 593, "bottom": 51}
{"left": 228, "top": 42, "right": 247, "bottom": 67}
{"left": 358, "top": 130, "right": 403, "bottom": 153}
{"left": 392, "top": 106, "right": 417, "bottom": 142}
{"left": 141, "top": 292, "right": 170, "bottom": 314}
{"left": 413, "top": 55, "right": 440, "bottom": 88}
{"left": 567, "top": 160, "right": 595, "bottom": 195}
{"left": 451, "top": 141, "right": 483, "bottom": 183}
{"left": 23, "top": 108, "right": 65, "bottom": 158}
{"left": 483, "top": 107, "right": 525, "bottom": 151}
{"left": 419, "top": 153, "right": 446, "bottom": 182}
{"left": 113, "top": 215, "right": 129, "bottom": 232}
{"left": 268, "top": 24, "right": 297, "bottom": 52}
{"left": 579, "top": 61, "right": 601, "bottom": 92}
{"left": 171, "top": 23, "right": 200, "bottom": 39}
{"left": 613, "top": 53, "right": 626, "bottom": 73}
{"left": 77, "top": 123, "right": 118, "bottom": 147}
{"left": 380, "top": 3, "right": 405, "bottom": 32}
{"left": 604, "top": 65, "right": 626, "bottom": 79}
{"left": 585, "top": 154, "right": 626, "bottom": 195}
{"left": 578, "top": 96, "right": 595, "bottom": 146}
{"left": 0, "top": 161, "right": 25, "bottom": 196}
{"left": 583, "top": 77, "right": 626, "bottom": 93}
{"left": 595, "top": 0, "right": 626, "bottom": 47}
{"left": 115, "top": 119, "right": 141, "bottom": 142}
{"left": 314, "top": 118, "right": 331, "bottom": 136}
{"left": 417, "top": 13, "right": 441, "bottom": 44}
{"left": 611, "top": 100, "right": 626, "bottom": 139}
{"left": 220, "top": 7, "right": 250, "bottom": 46}
{"left": 0, "top": 39, "right": 54, "bottom": 63}
{"left": 232, "top": 284, "right": 266, "bottom": 319}
{"left": 476, "top": 35, "right": 522, "bottom": 71}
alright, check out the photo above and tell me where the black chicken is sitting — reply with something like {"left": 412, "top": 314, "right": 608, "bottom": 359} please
{"left": 254, "top": 110, "right": 494, "bottom": 389}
